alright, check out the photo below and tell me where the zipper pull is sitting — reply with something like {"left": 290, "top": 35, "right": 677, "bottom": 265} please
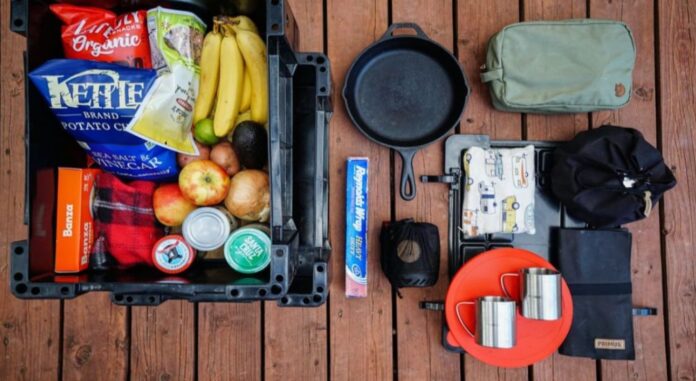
{"left": 643, "top": 191, "right": 653, "bottom": 217}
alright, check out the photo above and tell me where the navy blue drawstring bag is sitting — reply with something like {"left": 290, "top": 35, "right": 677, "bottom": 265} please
{"left": 551, "top": 125, "right": 676, "bottom": 227}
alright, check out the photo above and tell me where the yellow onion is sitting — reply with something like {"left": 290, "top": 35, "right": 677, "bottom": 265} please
{"left": 224, "top": 169, "right": 270, "bottom": 222}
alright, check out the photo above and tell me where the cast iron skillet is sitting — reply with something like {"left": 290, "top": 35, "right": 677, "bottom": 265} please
{"left": 343, "top": 23, "right": 470, "bottom": 200}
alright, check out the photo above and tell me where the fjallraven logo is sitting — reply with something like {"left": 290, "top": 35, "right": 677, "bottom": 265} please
{"left": 615, "top": 83, "right": 626, "bottom": 97}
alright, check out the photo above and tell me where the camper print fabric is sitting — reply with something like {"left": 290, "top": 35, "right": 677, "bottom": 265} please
{"left": 461, "top": 145, "right": 536, "bottom": 237}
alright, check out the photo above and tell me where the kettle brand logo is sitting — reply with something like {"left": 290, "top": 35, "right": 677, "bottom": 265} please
{"left": 594, "top": 338, "right": 626, "bottom": 350}
{"left": 42, "top": 69, "right": 145, "bottom": 110}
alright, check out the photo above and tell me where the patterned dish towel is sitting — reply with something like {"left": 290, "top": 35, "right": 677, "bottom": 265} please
{"left": 461, "top": 145, "right": 536, "bottom": 237}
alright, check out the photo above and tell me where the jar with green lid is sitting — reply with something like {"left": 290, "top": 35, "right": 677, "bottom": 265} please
{"left": 224, "top": 226, "right": 271, "bottom": 274}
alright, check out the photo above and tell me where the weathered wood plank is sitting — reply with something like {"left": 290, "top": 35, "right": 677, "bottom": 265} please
{"left": 589, "top": 1, "right": 669, "bottom": 381}
{"left": 457, "top": 0, "right": 527, "bottom": 379}
{"left": 198, "top": 303, "right": 261, "bottom": 381}
{"left": 0, "top": 299, "right": 60, "bottom": 381}
{"left": 62, "top": 294, "right": 128, "bottom": 381}
{"left": 658, "top": 1, "right": 696, "bottom": 380}
{"left": 131, "top": 302, "right": 195, "bottom": 381}
{"left": 265, "top": 306, "right": 327, "bottom": 380}
{"left": 522, "top": 1, "right": 597, "bottom": 381}
{"left": 326, "top": 0, "right": 393, "bottom": 380}
{"left": 458, "top": 0, "right": 522, "bottom": 141}
{"left": 0, "top": 0, "right": 62, "bottom": 379}
{"left": 389, "top": 1, "right": 460, "bottom": 380}
{"left": 264, "top": 0, "right": 328, "bottom": 379}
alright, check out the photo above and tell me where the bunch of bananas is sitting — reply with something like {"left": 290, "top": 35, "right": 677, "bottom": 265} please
{"left": 193, "top": 16, "right": 268, "bottom": 138}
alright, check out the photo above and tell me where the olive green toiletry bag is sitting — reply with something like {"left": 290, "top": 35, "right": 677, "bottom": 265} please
{"left": 481, "top": 19, "right": 636, "bottom": 113}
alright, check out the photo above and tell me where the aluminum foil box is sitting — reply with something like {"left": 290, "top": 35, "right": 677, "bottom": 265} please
{"left": 345, "top": 158, "right": 369, "bottom": 298}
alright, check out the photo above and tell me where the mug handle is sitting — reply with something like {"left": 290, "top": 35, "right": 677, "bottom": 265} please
{"left": 455, "top": 301, "right": 476, "bottom": 337}
{"left": 499, "top": 272, "right": 519, "bottom": 299}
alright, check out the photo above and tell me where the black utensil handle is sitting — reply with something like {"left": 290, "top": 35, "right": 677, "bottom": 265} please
{"left": 398, "top": 149, "right": 418, "bottom": 201}
{"left": 381, "top": 23, "right": 427, "bottom": 40}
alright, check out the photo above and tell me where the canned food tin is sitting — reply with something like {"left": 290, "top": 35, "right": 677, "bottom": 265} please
{"left": 152, "top": 235, "right": 195, "bottom": 274}
{"left": 224, "top": 227, "right": 271, "bottom": 274}
{"left": 183, "top": 207, "right": 232, "bottom": 251}
{"left": 198, "top": 207, "right": 240, "bottom": 259}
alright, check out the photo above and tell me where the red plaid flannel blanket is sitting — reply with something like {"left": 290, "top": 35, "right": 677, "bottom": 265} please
{"left": 90, "top": 173, "right": 163, "bottom": 269}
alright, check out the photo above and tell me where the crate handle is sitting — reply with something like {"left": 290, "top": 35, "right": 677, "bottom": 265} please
{"left": 10, "top": 0, "right": 27, "bottom": 36}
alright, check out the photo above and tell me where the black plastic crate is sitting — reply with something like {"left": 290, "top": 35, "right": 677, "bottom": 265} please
{"left": 9, "top": 0, "right": 331, "bottom": 306}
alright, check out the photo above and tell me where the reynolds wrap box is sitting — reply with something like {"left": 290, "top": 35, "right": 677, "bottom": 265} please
{"left": 345, "top": 158, "right": 369, "bottom": 298}
{"left": 55, "top": 168, "right": 101, "bottom": 273}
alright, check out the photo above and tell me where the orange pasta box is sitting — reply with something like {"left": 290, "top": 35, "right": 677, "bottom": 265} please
{"left": 55, "top": 168, "right": 101, "bottom": 273}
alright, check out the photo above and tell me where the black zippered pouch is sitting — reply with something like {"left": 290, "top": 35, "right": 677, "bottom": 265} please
{"left": 557, "top": 228, "right": 638, "bottom": 359}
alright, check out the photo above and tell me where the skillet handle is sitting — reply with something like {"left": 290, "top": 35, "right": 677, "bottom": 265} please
{"left": 381, "top": 23, "right": 428, "bottom": 40}
{"left": 398, "top": 149, "right": 418, "bottom": 201}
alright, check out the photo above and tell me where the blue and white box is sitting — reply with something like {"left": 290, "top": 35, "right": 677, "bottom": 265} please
{"left": 345, "top": 157, "right": 369, "bottom": 298}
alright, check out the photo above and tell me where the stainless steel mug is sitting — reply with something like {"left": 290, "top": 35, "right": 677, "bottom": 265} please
{"left": 455, "top": 296, "right": 517, "bottom": 348}
{"left": 500, "top": 267, "right": 562, "bottom": 320}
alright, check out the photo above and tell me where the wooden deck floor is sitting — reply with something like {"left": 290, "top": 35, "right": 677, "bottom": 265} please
{"left": 1, "top": 0, "right": 695, "bottom": 380}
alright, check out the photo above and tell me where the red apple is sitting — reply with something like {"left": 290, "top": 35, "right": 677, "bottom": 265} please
{"left": 178, "top": 160, "right": 231, "bottom": 206}
{"left": 153, "top": 184, "right": 197, "bottom": 226}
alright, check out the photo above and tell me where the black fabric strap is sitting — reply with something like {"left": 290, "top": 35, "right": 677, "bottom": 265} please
{"left": 568, "top": 282, "right": 632, "bottom": 295}
{"left": 419, "top": 301, "right": 445, "bottom": 311}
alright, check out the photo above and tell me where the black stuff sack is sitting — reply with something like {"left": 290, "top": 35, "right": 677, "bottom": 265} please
{"left": 551, "top": 125, "right": 676, "bottom": 227}
{"left": 380, "top": 219, "right": 440, "bottom": 290}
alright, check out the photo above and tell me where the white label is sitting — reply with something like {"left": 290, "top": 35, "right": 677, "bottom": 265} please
{"left": 594, "top": 338, "right": 626, "bottom": 350}
{"left": 62, "top": 204, "right": 74, "bottom": 237}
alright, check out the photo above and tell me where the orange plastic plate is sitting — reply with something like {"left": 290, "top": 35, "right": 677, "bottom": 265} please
{"left": 445, "top": 248, "right": 573, "bottom": 368}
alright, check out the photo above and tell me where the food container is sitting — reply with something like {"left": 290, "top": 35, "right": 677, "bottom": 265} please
{"left": 54, "top": 168, "right": 101, "bottom": 273}
{"left": 224, "top": 227, "right": 271, "bottom": 274}
{"left": 152, "top": 235, "right": 196, "bottom": 274}
{"left": 10, "top": 0, "right": 331, "bottom": 307}
{"left": 199, "top": 207, "right": 239, "bottom": 259}
{"left": 183, "top": 207, "right": 232, "bottom": 252}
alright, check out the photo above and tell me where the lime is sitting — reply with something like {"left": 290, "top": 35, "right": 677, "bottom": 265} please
{"left": 194, "top": 118, "right": 220, "bottom": 145}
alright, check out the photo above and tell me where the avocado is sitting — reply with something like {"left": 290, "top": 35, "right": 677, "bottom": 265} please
{"left": 231, "top": 121, "right": 268, "bottom": 169}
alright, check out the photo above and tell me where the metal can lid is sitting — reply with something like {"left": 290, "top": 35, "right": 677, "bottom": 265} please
{"left": 224, "top": 227, "right": 271, "bottom": 274}
{"left": 152, "top": 235, "right": 195, "bottom": 274}
{"left": 182, "top": 207, "right": 231, "bottom": 251}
